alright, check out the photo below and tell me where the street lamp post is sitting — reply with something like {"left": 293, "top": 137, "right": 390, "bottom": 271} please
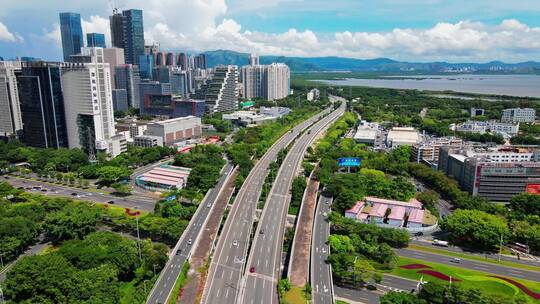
{"left": 135, "top": 207, "right": 142, "bottom": 264}
{"left": 153, "top": 264, "right": 158, "bottom": 277}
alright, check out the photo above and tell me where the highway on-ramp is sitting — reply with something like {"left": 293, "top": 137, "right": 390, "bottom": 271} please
{"left": 240, "top": 98, "right": 346, "bottom": 304}
{"left": 202, "top": 108, "right": 334, "bottom": 304}
{"left": 146, "top": 162, "right": 234, "bottom": 304}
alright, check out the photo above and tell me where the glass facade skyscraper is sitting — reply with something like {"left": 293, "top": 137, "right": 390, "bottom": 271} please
{"left": 59, "top": 12, "right": 83, "bottom": 62}
{"left": 139, "top": 54, "right": 154, "bottom": 80}
{"left": 86, "top": 33, "right": 106, "bottom": 48}
{"left": 122, "top": 9, "right": 145, "bottom": 65}
{"left": 16, "top": 62, "right": 68, "bottom": 148}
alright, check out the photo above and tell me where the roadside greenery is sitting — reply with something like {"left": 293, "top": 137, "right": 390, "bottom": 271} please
{"left": 3, "top": 231, "right": 167, "bottom": 304}
{"left": 288, "top": 176, "right": 307, "bottom": 215}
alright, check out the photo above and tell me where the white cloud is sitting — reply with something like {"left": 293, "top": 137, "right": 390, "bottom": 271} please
{"left": 31, "top": 1, "right": 540, "bottom": 62}
{"left": 0, "top": 21, "right": 23, "bottom": 42}
{"left": 82, "top": 15, "right": 110, "bottom": 47}
{"left": 146, "top": 17, "right": 540, "bottom": 62}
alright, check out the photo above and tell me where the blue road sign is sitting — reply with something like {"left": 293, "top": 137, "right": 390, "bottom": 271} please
{"left": 338, "top": 157, "right": 361, "bottom": 167}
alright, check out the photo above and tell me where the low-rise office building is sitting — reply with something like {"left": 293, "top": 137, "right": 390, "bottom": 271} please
{"left": 133, "top": 135, "right": 163, "bottom": 147}
{"left": 412, "top": 137, "right": 463, "bottom": 165}
{"left": 135, "top": 164, "right": 191, "bottom": 191}
{"left": 386, "top": 127, "right": 422, "bottom": 147}
{"left": 145, "top": 116, "right": 202, "bottom": 146}
{"left": 345, "top": 197, "right": 437, "bottom": 231}
{"left": 353, "top": 121, "right": 380, "bottom": 145}
{"left": 454, "top": 120, "right": 519, "bottom": 137}
{"left": 501, "top": 108, "right": 536, "bottom": 123}
{"left": 439, "top": 145, "right": 540, "bottom": 201}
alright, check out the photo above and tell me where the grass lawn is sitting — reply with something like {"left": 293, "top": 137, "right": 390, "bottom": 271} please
{"left": 391, "top": 256, "right": 540, "bottom": 301}
{"left": 283, "top": 286, "right": 307, "bottom": 304}
{"left": 335, "top": 301, "right": 351, "bottom": 304}
{"left": 408, "top": 243, "right": 540, "bottom": 273}
{"left": 168, "top": 262, "right": 191, "bottom": 304}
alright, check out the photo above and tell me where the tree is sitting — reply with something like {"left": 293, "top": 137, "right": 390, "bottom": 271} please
{"left": 278, "top": 278, "right": 292, "bottom": 298}
{"left": 328, "top": 234, "right": 354, "bottom": 254}
{"left": 510, "top": 193, "right": 540, "bottom": 217}
{"left": 111, "top": 182, "right": 132, "bottom": 195}
{"left": 4, "top": 254, "right": 120, "bottom": 304}
{"left": 380, "top": 291, "right": 422, "bottom": 304}
{"left": 96, "top": 166, "right": 131, "bottom": 187}
{"left": 441, "top": 209, "right": 510, "bottom": 250}
{"left": 44, "top": 205, "right": 101, "bottom": 244}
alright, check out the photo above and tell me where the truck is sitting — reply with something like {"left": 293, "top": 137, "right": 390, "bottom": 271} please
{"left": 432, "top": 240, "right": 449, "bottom": 247}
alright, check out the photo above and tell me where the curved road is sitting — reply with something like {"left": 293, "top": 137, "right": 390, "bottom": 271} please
{"left": 240, "top": 98, "right": 346, "bottom": 304}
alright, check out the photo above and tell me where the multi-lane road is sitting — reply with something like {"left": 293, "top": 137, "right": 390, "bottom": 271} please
{"left": 146, "top": 162, "right": 235, "bottom": 304}
{"left": 311, "top": 194, "right": 334, "bottom": 304}
{"left": 240, "top": 99, "right": 346, "bottom": 304}
{"left": 396, "top": 247, "right": 540, "bottom": 282}
{"left": 4, "top": 176, "right": 157, "bottom": 211}
{"left": 202, "top": 106, "right": 335, "bottom": 304}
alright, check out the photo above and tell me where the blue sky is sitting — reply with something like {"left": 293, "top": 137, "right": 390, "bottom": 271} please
{"left": 1, "top": 0, "right": 540, "bottom": 62}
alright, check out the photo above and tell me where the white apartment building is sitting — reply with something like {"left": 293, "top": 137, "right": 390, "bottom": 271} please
{"left": 501, "top": 108, "right": 536, "bottom": 123}
{"left": 240, "top": 63, "right": 290, "bottom": 101}
{"left": 455, "top": 120, "right": 519, "bottom": 137}
{"left": 61, "top": 47, "right": 121, "bottom": 157}
{"left": 307, "top": 88, "right": 320, "bottom": 101}
{"left": 205, "top": 65, "right": 239, "bottom": 114}
{"left": 0, "top": 61, "right": 23, "bottom": 137}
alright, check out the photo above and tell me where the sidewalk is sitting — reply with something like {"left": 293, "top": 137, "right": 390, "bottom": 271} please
{"left": 289, "top": 175, "right": 319, "bottom": 286}
{"left": 176, "top": 168, "right": 238, "bottom": 304}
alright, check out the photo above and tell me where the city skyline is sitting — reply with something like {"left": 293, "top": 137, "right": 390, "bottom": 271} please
{"left": 0, "top": 0, "right": 539, "bottom": 62}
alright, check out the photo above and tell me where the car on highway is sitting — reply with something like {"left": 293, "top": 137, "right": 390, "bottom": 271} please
{"left": 176, "top": 249, "right": 182, "bottom": 255}
{"left": 17, "top": 186, "right": 24, "bottom": 190}
{"left": 71, "top": 193, "right": 78, "bottom": 196}
{"left": 414, "top": 232, "right": 424, "bottom": 237}
{"left": 41, "top": 188, "right": 47, "bottom": 192}
{"left": 322, "top": 212, "right": 328, "bottom": 217}
{"left": 259, "top": 229, "right": 264, "bottom": 234}
{"left": 322, "top": 247, "right": 327, "bottom": 253}
{"left": 450, "top": 258, "right": 461, "bottom": 264}
{"left": 187, "top": 238, "right": 192, "bottom": 245}
{"left": 207, "top": 202, "right": 212, "bottom": 208}
{"left": 249, "top": 266, "right": 256, "bottom": 273}
{"left": 233, "top": 240, "right": 238, "bottom": 246}
{"left": 106, "top": 200, "right": 115, "bottom": 204}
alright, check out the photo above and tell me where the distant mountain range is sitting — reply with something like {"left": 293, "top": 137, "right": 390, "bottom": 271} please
{"left": 203, "top": 50, "right": 540, "bottom": 73}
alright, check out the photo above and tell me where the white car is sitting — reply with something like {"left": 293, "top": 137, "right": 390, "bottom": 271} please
{"left": 187, "top": 238, "right": 192, "bottom": 245}
{"left": 233, "top": 240, "right": 238, "bottom": 246}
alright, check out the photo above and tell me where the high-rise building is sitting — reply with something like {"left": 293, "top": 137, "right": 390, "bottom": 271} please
{"left": 60, "top": 47, "right": 118, "bottom": 156}
{"left": 112, "top": 89, "right": 128, "bottom": 111}
{"left": 59, "top": 12, "right": 84, "bottom": 62}
{"left": 86, "top": 33, "right": 106, "bottom": 48}
{"left": 144, "top": 44, "right": 158, "bottom": 56}
{"left": 102, "top": 48, "right": 125, "bottom": 89}
{"left": 155, "top": 52, "right": 166, "bottom": 66}
{"left": 249, "top": 53, "right": 259, "bottom": 66}
{"left": 166, "top": 52, "right": 175, "bottom": 66}
{"left": 193, "top": 54, "right": 207, "bottom": 70}
{"left": 16, "top": 62, "right": 68, "bottom": 148}
{"left": 153, "top": 66, "right": 170, "bottom": 83}
{"left": 501, "top": 108, "right": 536, "bottom": 123}
{"left": 170, "top": 70, "right": 189, "bottom": 97}
{"left": 110, "top": 9, "right": 145, "bottom": 65}
{"left": 177, "top": 53, "right": 188, "bottom": 70}
{"left": 115, "top": 64, "right": 140, "bottom": 108}
{"left": 240, "top": 63, "right": 290, "bottom": 101}
{"left": 139, "top": 81, "right": 172, "bottom": 112}
{"left": 109, "top": 9, "right": 125, "bottom": 49}
{"left": 0, "top": 61, "right": 23, "bottom": 137}
{"left": 205, "top": 65, "right": 238, "bottom": 114}
{"left": 139, "top": 54, "right": 154, "bottom": 79}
